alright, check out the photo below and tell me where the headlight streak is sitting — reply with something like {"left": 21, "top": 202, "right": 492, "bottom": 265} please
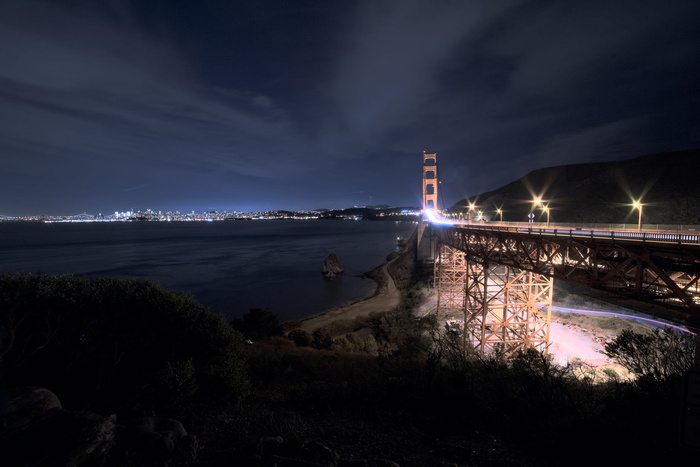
{"left": 551, "top": 306, "right": 694, "bottom": 334}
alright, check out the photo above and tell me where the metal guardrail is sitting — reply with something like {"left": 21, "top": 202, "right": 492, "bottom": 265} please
{"left": 521, "top": 227, "right": 700, "bottom": 245}
{"left": 444, "top": 220, "right": 700, "bottom": 232}
{"left": 441, "top": 220, "right": 700, "bottom": 245}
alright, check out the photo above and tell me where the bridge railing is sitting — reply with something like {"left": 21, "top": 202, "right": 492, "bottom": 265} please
{"left": 444, "top": 220, "right": 700, "bottom": 232}
{"left": 439, "top": 220, "right": 700, "bottom": 245}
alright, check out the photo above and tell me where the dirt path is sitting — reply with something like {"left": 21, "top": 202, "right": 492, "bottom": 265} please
{"left": 298, "top": 261, "right": 400, "bottom": 333}
{"left": 548, "top": 322, "right": 611, "bottom": 366}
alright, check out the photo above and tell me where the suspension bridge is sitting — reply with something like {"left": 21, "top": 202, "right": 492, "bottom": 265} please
{"left": 420, "top": 152, "right": 700, "bottom": 359}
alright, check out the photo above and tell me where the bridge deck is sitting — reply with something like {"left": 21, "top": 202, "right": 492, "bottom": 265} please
{"left": 426, "top": 216, "right": 700, "bottom": 329}
{"left": 446, "top": 220, "right": 700, "bottom": 246}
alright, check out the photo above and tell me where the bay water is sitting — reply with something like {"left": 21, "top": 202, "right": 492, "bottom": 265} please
{"left": 0, "top": 220, "right": 417, "bottom": 321}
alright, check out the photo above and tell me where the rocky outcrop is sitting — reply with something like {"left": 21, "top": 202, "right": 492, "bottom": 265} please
{"left": 0, "top": 386, "right": 62, "bottom": 429}
{"left": 0, "top": 386, "right": 197, "bottom": 466}
{"left": 0, "top": 387, "right": 116, "bottom": 466}
{"left": 322, "top": 253, "right": 344, "bottom": 279}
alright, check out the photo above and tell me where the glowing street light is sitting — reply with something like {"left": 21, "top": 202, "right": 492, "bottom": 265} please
{"left": 632, "top": 199, "right": 643, "bottom": 231}
{"left": 529, "top": 197, "right": 542, "bottom": 223}
{"left": 496, "top": 208, "right": 503, "bottom": 222}
{"left": 467, "top": 202, "right": 477, "bottom": 222}
{"left": 542, "top": 205, "right": 550, "bottom": 227}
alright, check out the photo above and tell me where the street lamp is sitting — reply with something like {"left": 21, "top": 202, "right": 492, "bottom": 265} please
{"left": 530, "top": 197, "right": 542, "bottom": 223}
{"left": 542, "top": 205, "right": 550, "bottom": 227}
{"left": 496, "top": 208, "right": 503, "bottom": 222}
{"left": 632, "top": 200, "right": 643, "bottom": 231}
{"left": 467, "top": 202, "right": 477, "bottom": 222}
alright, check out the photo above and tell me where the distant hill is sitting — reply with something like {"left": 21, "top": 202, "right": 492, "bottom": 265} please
{"left": 450, "top": 149, "right": 700, "bottom": 225}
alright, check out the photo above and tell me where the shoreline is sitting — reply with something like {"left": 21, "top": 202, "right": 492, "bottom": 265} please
{"left": 294, "top": 259, "right": 400, "bottom": 333}
{"left": 288, "top": 256, "right": 637, "bottom": 376}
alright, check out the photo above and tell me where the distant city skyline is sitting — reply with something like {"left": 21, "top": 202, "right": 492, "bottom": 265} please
{"left": 1, "top": 1, "right": 698, "bottom": 216}
{"left": 1, "top": 205, "right": 422, "bottom": 221}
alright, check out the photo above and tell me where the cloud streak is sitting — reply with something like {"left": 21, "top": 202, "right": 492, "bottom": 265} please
{"left": 0, "top": 1, "right": 307, "bottom": 183}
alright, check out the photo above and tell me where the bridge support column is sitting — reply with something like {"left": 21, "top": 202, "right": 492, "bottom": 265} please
{"left": 435, "top": 243, "right": 553, "bottom": 360}
{"left": 416, "top": 221, "right": 437, "bottom": 263}
{"left": 435, "top": 244, "right": 467, "bottom": 323}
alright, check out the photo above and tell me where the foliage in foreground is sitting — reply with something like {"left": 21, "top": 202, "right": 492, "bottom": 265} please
{"left": 268, "top": 307, "right": 700, "bottom": 464}
{"left": 2, "top": 270, "right": 696, "bottom": 464}
{"left": 0, "top": 273, "right": 249, "bottom": 418}
{"left": 237, "top": 316, "right": 695, "bottom": 465}
{"left": 604, "top": 327, "right": 696, "bottom": 382}
{"left": 231, "top": 307, "right": 284, "bottom": 340}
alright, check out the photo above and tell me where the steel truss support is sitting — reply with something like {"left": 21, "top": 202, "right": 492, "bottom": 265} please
{"left": 433, "top": 225, "right": 700, "bottom": 327}
{"left": 435, "top": 244, "right": 467, "bottom": 323}
{"left": 435, "top": 243, "right": 553, "bottom": 359}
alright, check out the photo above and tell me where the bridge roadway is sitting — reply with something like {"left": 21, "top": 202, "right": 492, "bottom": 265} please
{"left": 426, "top": 213, "right": 700, "bottom": 329}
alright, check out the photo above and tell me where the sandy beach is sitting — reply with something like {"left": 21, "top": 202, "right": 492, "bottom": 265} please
{"left": 298, "top": 260, "right": 401, "bottom": 333}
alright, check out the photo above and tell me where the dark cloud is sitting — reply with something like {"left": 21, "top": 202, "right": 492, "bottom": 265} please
{"left": 0, "top": 0, "right": 698, "bottom": 215}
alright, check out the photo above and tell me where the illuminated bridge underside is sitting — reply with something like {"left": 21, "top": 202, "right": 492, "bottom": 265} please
{"left": 436, "top": 244, "right": 552, "bottom": 359}
{"left": 434, "top": 225, "right": 700, "bottom": 328}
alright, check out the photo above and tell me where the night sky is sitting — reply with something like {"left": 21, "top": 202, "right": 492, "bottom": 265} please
{"left": 2, "top": 0, "right": 698, "bottom": 216}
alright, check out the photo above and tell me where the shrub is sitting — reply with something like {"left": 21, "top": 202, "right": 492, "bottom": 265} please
{"left": 604, "top": 327, "right": 695, "bottom": 382}
{"left": 367, "top": 309, "right": 433, "bottom": 359}
{"left": 231, "top": 308, "right": 284, "bottom": 340}
{"left": 343, "top": 332, "right": 365, "bottom": 353}
{"left": 362, "top": 334, "right": 379, "bottom": 356}
{"left": 287, "top": 329, "right": 312, "bottom": 347}
{"left": 311, "top": 328, "right": 333, "bottom": 350}
{"left": 0, "top": 273, "right": 249, "bottom": 416}
{"left": 331, "top": 335, "right": 353, "bottom": 352}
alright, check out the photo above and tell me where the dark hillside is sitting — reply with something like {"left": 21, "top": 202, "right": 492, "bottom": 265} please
{"left": 451, "top": 149, "right": 700, "bottom": 224}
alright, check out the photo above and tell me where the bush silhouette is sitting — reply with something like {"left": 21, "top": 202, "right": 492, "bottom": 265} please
{"left": 0, "top": 273, "right": 249, "bottom": 417}
{"left": 287, "top": 329, "right": 312, "bottom": 347}
{"left": 604, "top": 327, "right": 695, "bottom": 382}
{"left": 231, "top": 308, "right": 284, "bottom": 340}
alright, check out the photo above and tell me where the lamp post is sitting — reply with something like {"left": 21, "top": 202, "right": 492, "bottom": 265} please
{"left": 542, "top": 205, "right": 550, "bottom": 227}
{"left": 467, "top": 202, "right": 476, "bottom": 222}
{"left": 633, "top": 200, "right": 643, "bottom": 231}
{"left": 496, "top": 208, "right": 503, "bottom": 222}
{"left": 530, "top": 198, "right": 542, "bottom": 223}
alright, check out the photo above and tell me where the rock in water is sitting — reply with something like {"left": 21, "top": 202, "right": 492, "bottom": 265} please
{"left": 322, "top": 253, "right": 344, "bottom": 279}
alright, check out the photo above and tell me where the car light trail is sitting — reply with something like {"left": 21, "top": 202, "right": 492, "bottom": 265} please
{"left": 552, "top": 306, "right": 694, "bottom": 334}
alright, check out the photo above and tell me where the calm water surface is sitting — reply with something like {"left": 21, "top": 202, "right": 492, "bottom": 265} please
{"left": 0, "top": 220, "right": 416, "bottom": 321}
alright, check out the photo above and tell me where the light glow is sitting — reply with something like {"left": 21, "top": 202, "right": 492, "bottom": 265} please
{"left": 424, "top": 208, "right": 457, "bottom": 225}
{"left": 631, "top": 198, "right": 644, "bottom": 230}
